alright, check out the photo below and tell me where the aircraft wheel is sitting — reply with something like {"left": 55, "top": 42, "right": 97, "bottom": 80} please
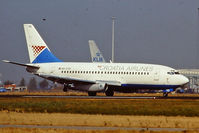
{"left": 63, "top": 85, "right": 68, "bottom": 92}
{"left": 163, "top": 92, "right": 168, "bottom": 97}
{"left": 88, "top": 91, "right": 97, "bottom": 96}
{"left": 105, "top": 89, "right": 114, "bottom": 96}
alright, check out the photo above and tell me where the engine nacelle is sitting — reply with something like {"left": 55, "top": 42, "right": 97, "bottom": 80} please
{"left": 88, "top": 83, "right": 106, "bottom": 92}
{"left": 74, "top": 83, "right": 106, "bottom": 92}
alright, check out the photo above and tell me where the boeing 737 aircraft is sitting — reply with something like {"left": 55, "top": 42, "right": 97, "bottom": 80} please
{"left": 3, "top": 24, "right": 189, "bottom": 97}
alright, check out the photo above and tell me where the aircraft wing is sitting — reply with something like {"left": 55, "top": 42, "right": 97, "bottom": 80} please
{"left": 37, "top": 74, "right": 121, "bottom": 86}
{"left": 37, "top": 74, "right": 96, "bottom": 85}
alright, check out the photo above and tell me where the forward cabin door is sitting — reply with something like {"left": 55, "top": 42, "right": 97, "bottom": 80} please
{"left": 154, "top": 70, "right": 159, "bottom": 82}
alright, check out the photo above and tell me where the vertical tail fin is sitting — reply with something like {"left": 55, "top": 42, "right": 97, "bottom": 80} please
{"left": 24, "top": 24, "right": 62, "bottom": 63}
{"left": 88, "top": 40, "right": 106, "bottom": 63}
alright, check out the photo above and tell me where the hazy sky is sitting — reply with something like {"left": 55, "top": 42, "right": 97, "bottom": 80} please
{"left": 0, "top": 0, "right": 199, "bottom": 83}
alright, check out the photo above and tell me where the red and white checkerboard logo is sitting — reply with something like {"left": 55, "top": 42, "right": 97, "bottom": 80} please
{"left": 32, "top": 45, "right": 46, "bottom": 56}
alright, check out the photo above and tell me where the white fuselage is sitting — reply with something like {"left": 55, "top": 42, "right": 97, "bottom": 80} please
{"left": 33, "top": 62, "right": 188, "bottom": 91}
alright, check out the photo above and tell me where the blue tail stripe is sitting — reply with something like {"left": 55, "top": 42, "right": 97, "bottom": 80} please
{"left": 32, "top": 48, "right": 62, "bottom": 63}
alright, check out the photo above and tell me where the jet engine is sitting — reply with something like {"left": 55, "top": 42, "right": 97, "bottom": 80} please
{"left": 88, "top": 83, "right": 106, "bottom": 92}
{"left": 74, "top": 83, "right": 107, "bottom": 92}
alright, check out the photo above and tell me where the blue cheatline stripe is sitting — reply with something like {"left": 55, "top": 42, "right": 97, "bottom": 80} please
{"left": 32, "top": 48, "right": 62, "bottom": 63}
{"left": 121, "top": 84, "right": 179, "bottom": 89}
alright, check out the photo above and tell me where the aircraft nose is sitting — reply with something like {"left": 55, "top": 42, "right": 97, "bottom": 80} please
{"left": 181, "top": 76, "right": 189, "bottom": 85}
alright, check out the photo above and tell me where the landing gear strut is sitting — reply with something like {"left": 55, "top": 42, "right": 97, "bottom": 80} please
{"left": 63, "top": 85, "right": 68, "bottom": 92}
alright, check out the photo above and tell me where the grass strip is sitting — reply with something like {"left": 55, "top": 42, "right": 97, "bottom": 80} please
{"left": 0, "top": 98, "right": 199, "bottom": 116}
{"left": 0, "top": 112, "right": 199, "bottom": 128}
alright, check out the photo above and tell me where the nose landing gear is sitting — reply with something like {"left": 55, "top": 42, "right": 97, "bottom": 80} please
{"left": 63, "top": 85, "right": 68, "bottom": 92}
{"left": 163, "top": 92, "right": 169, "bottom": 97}
{"left": 162, "top": 88, "right": 173, "bottom": 97}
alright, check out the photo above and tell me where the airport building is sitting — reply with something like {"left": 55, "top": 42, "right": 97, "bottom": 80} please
{"left": 3, "top": 84, "right": 27, "bottom": 92}
{"left": 178, "top": 69, "right": 199, "bottom": 93}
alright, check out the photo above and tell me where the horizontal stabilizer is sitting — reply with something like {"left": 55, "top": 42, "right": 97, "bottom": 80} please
{"left": 2, "top": 60, "right": 40, "bottom": 69}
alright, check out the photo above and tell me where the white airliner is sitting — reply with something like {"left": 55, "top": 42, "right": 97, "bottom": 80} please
{"left": 89, "top": 40, "right": 106, "bottom": 63}
{"left": 3, "top": 24, "right": 189, "bottom": 97}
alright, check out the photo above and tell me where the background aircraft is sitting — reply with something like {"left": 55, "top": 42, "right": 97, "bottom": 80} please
{"left": 89, "top": 40, "right": 106, "bottom": 63}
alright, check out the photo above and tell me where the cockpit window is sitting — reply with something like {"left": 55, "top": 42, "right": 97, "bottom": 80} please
{"left": 167, "top": 72, "right": 174, "bottom": 75}
{"left": 174, "top": 72, "right": 180, "bottom": 74}
{"left": 167, "top": 71, "right": 180, "bottom": 75}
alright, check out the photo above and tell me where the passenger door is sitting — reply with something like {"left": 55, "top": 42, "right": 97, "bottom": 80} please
{"left": 154, "top": 71, "right": 159, "bottom": 82}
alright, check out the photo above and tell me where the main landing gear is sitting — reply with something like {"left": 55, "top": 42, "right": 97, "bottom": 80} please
{"left": 63, "top": 84, "right": 68, "bottom": 92}
{"left": 88, "top": 88, "right": 114, "bottom": 97}
{"left": 105, "top": 89, "right": 114, "bottom": 96}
